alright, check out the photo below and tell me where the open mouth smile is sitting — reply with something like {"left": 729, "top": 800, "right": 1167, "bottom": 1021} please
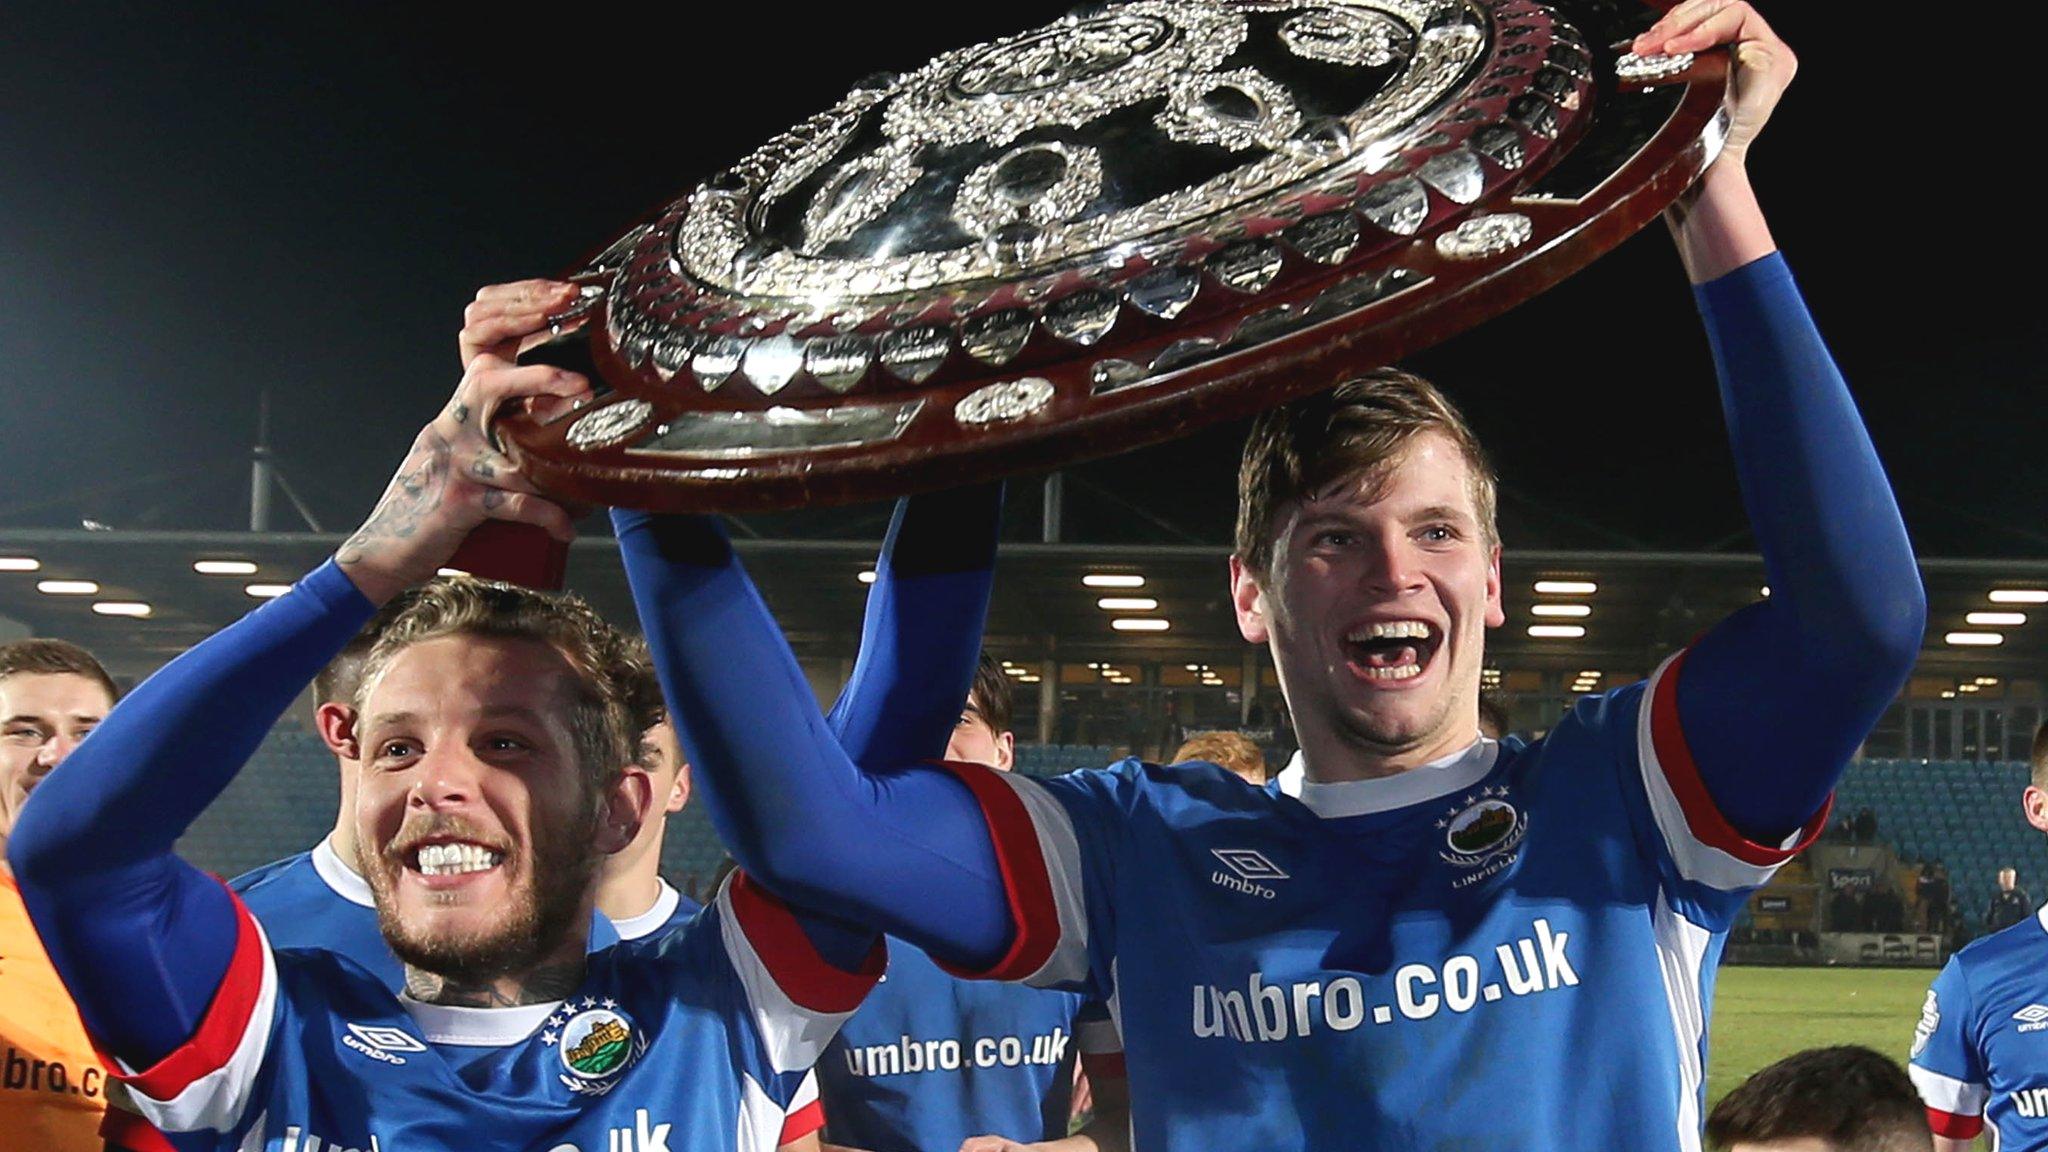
{"left": 1342, "top": 620, "right": 1443, "bottom": 683}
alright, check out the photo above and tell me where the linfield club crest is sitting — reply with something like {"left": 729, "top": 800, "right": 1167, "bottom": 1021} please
{"left": 1438, "top": 786, "right": 1528, "bottom": 871}
{"left": 545, "top": 999, "right": 648, "bottom": 1096}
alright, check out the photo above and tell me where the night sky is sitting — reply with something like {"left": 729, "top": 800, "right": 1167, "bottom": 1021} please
{"left": 3, "top": 4, "right": 2039, "bottom": 555}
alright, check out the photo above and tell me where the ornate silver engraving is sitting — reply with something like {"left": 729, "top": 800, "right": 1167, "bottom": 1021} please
{"left": 1307, "top": 267, "right": 1424, "bottom": 316}
{"left": 801, "top": 143, "right": 923, "bottom": 256}
{"left": 1125, "top": 265, "right": 1202, "bottom": 319}
{"left": 1416, "top": 148, "right": 1485, "bottom": 203}
{"left": 566, "top": 399, "right": 654, "bottom": 451}
{"left": 740, "top": 335, "right": 805, "bottom": 395}
{"left": 1156, "top": 68, "right": 1305, "bottom": 153}
{"left": 1089, "top": 359, "right": 1148, "bottom": 393}
{"left": 1357, "top": 176, "right": 1431, "bottom": 235}
{"left": 1280, "top": 7, "right": 1405, "bottom": 67}
{"left": 1043, "top": 291, "right": 1121, "bottom": 346}
{"left": 691, "top": 337, "right": 745, "bottom": 391}
{"left": 953, "top": 142, "right": 1105, "bottom": 247}
{"left": 881, "top": 5, "right": 1245, "bottom": 151}
{"left": 956, "top": 378, "right": 1056, "bottom": 426}
{"left": 1209, "top": 241, "right": 1286, "bottom": 294}
{"left": 1234, "top": 303, "right": 1306, "bottom": 345}
{"left": 1286, "top": 212, "right": 1364, "bottom": 264}
{"left": 878, "top": 326, "right": 952, "bottom": 383}
{"left": 633, "top": 400, "right": 923, "bottom": 458}
{"left": 1615, "top": 51, "right": 1694, "bottom": 85}
{"left": 1435, "top": 212, "right": 1532, "bottom": 260}
{"left": 961, "top": 309, "right": 1035, "bottom": 366}
{"left": 652, "top": 334, "right": 697, "bottom": 383}
{"left": 805, "top": 335, "right": 873, "bottom": 394}
{"left": 1469, "top": 124, "right": 1527, "bottom": 170}
{"left": 671, "top": 0, "right": 1491, "bottom": 302}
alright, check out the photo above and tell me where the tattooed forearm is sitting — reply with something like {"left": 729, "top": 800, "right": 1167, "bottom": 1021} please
{"left": 449, "top": 399, "right": 471, "bottom": 425}
{"left": 404, "top": 960, "right": 585, "bottom": 1008}
{"left": 337, "top": 430, "right": 453, "bottom": 566}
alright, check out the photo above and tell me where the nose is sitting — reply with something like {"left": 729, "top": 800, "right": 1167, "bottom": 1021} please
{"left": 1359, "top": 529, "right": 1426, "bottom": 596}
{"left": 35, "top": 734, "right": 77, "bottom": 769}
{"left": 409, "top": 746, "right": 483, "bottom": 810}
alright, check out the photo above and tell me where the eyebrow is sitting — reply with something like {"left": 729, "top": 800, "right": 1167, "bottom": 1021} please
{"left": 365, "top": 704, "right": 554, "bottom": 730}
{"left": 1, "top": 711, "right": 103, "bottom": 726}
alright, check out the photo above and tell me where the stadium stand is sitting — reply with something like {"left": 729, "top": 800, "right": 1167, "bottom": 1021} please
{"left": 1833, "top": 759, "right": 2048, "bottom": 936}
{"left": 1012, "top": 743, "right": 1124, "bottom": 778}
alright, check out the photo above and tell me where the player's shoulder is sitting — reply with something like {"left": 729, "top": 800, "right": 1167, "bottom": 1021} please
{"left": 1037, "top": 755, "right": 1286, "bottom": 821}
{"left": 228, "top": 848, "right": 317, "bottom": 896}
{"left": 1953, "top": 912, "right": 2048, "bottom": 978}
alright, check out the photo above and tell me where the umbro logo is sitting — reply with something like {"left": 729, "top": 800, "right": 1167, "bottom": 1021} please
{"left": 1211, "top": 849, "right": 1286, "bottom": 899}
{"left": 1212, "top": 848, "right": 1289, "bottom": 882}
{"left": 343, "top": 1023, "right": 427, "bottom": 1065}
{"left": 2015, "top": 1005, "right": 2048, "bottom": 1033}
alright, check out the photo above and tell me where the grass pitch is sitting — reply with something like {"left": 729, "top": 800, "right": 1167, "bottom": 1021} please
{"left": 1707, "top": 965, "right": 1933, "bottom": 1109}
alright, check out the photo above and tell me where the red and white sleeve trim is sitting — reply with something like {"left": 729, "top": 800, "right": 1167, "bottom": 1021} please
{"left": 718, "top": 873, "right": 884, "bottom": 1076}
{"left": 1925, "top": 1107, "right": 1984, "bottom": 1141}
{"left": 927, "top": 762, "right": 1092, "bottom": 988}
{"left": 99, "top": 1096, "right": 178, "bottom": 1152}
{"left": 96, "top": 885, "right": 277, "bottom": 1136}
{"left": 1635, "top": 652, "right": 1832, "bottom": 892}
{"left": 779, "top": 1071, "right": 825, "bottom": 1145}
{"left": 1910, "top": 1063, "right": 1990, "bottom": 1138}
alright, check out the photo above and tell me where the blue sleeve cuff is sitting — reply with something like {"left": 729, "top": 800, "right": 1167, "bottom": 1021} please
{"left": 305, "top": 559, "right": 377, "bottom": 620}
{"left": 1691, "top": 250, "right": 1793, "bottom": 317}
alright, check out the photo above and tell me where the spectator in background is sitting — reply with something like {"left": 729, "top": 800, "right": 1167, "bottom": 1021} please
{"left": 1985, "top": 866, "right": 2031, "bottom": 933}
{"left": 0, "top": 639, "right": 119, "bottom": 1152}
{"left": 1172, "top": 731, "right": 1268, "bottom": 786}
{"left": 1918, "top": 862, "right": 1951, "bottom": 936}
{"left": 1707, "top": 1046, "right": 1930, "bottom": 1152}
{"left": 1853, "top": 806, "right": 1878, "bottom": 845}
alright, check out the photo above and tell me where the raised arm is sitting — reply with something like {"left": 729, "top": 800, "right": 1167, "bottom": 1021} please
{"left": 1639, "top": 4, "right": 1926, "bottom": 842}
{"left": 615, "top": 509, "right": 1014, "bottom": 969}
{"left": 6, "top": 355, "right": 587, "bottom": 1069}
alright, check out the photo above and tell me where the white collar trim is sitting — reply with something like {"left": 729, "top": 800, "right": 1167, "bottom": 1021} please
{"left": 2034, "top": 903, "right": 2048, "bottom": 935}
{"left": 312, "top": 836, "right": 375, "bottom": 909}
{"left": 1286, "top": 739, "right": 1499, "bottom": 819}
{"left": 610, "top": 880, "right": 681, "bottom": 942}
{"left": 400, "top": 997, "right": 562, "bottom": 1047}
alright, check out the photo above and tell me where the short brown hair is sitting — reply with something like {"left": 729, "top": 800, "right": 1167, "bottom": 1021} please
{"left": 1173, "top": 731, "right": 1268, "bottom": 785}
{"left": 1236, "top": 369, "right": 1497, "bottom": 580}
{"left": 967, "top": 652, "right": 1013, "bottom": 735}
{"left": 357, "top": 579, "right": 660, "bottom": 791}
{"left": 313, "top": 587, "right": 426, "bottom": 708}
{"left": 1705, "top": 1046, "right": 1931, "bottom": 1152}
{"left": 2031, "top": 718, "right": 2048, "bottom": 791}
{"left": 0, "top": 639, "right": 118, "bottom": 704}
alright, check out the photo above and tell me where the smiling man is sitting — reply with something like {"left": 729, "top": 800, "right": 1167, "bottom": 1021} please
{"left": 616, "top": 6, "right": 1929, "bottom": 1149}
{"left": 4, "top": 347, "right": 952, "bottom": 1151}
{"left": 0, "top": 639, "right": 118, "bottom": 1152}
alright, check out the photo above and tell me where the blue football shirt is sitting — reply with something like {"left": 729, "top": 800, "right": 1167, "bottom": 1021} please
{"left": 938, "top": 654, "right": 1827, "bottom": 1151}
{"left": 110, "top": 875, "right": 877, "bottom": 1152}
{"left": 1911, "top": 904, "right": 2048, "bottom": 1147}
{"left": 816, "top": 939, "right": 1118, "bottom": 1151}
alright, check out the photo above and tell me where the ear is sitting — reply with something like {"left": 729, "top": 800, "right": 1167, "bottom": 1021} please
{"left": 993, "top": 730, "right": 1016, "bottom": 773}
{"left": 1230, "top": 554, "right": 1271, "bottom": 645}
{"left": 2024, "top": 786, "right": 2048, "bottom": 834}
{"left": 597, "top": 768, "right": 655, "bottom": 855}
{"left": 1483, "top": 543, "right": 1506, "bottom": 629}
{"left": 316, "top": 702, "right": 360, "bottom": 760}
{"left": 665, "top": 761, "right": 690, "bottom": 815}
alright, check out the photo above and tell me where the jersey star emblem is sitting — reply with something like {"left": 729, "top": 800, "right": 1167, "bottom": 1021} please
{"left": 581, "top": 996, "right": 598, "bottom": 1009}
{"left": 1436, "top": 819, "right": 1449, "bottom": 829}
{"left": 1463, "top": 794, "right": 1478, "bottom": 806}
{"left": 601, "top": 998, "right": 619, "bottom": 1010}
{"left": 543, "top": 1030, "right": 559, "bottom": 1045}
